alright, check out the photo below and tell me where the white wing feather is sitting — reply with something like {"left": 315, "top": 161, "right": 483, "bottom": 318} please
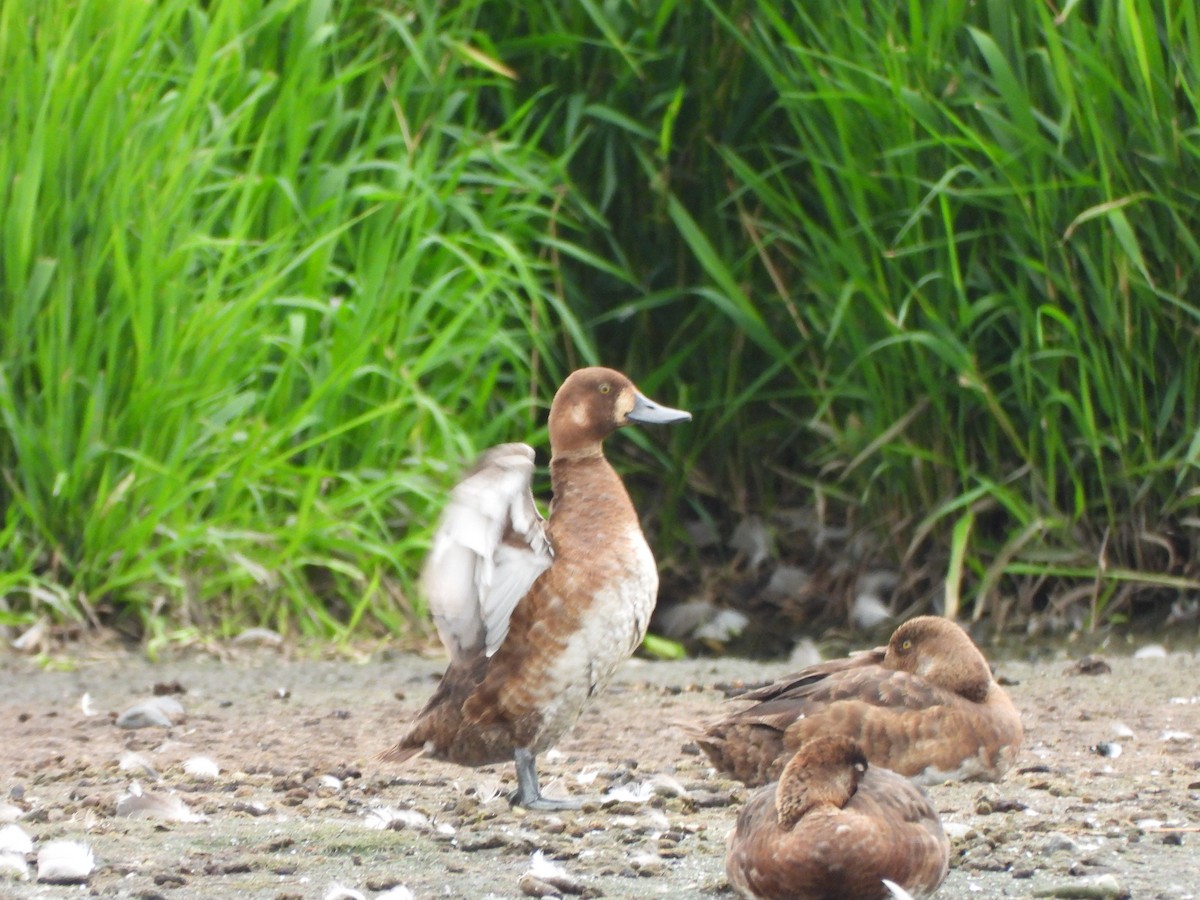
{"left": 420, "top": 443, "right": 552, "bottom": 663}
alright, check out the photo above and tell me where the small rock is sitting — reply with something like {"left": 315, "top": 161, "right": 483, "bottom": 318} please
{"left": 1091, "top": 742, "right": 1122, "bottom": 759}
{"left": 1133, "top": 644, "right": 1167, "bottom": 659}
{"left": 1070, "top": 656, "right": 1111, "bottom": 676}
{"left": 1041, "top": 833, "right": 1080, "bottom": 856}
{"left": 1031, "top": 873, "right": 1124, "bottom": 898}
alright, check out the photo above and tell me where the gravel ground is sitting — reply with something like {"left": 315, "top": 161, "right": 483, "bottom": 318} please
{"left": 1, "top": 639, "right": 1198, "bottom": 899}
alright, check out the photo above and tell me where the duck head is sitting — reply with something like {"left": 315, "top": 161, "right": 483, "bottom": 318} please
{"left": 883, "top": 616, "right": 993, "bottom": 702}
{"left": 548, "top": 367, "right": 691, "bottom": 456}
{"left": 775, "top": 735, "right": 867, "bottom": 829}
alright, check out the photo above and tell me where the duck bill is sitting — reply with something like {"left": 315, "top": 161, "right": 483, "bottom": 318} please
{"left": 626, "top": 391, "right": 692, "bottom": 425}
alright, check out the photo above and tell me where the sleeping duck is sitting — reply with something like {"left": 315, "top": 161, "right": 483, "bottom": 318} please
{"left": 697, "top": 616, "right": 1023, "bottom": 786}
{"left": 381, "top": 367, "right": 690, "bottom": 809}
{"left": 725, "top": 735, "right": 950, "bottom": 900}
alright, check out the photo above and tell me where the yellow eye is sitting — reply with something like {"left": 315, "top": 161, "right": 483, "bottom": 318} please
{"left": 599, "top": 383, "right": 611, "bottom": 394}
{"left": 901, "top": 639, "right": 913, "bottom": 651}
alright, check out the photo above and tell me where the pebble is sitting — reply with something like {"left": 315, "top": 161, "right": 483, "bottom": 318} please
{"left": 1031, "top": 873, "right": 1124, "bottom": 898}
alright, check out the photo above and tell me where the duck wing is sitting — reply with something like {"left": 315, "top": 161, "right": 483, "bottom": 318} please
{"left": 421, "top": 443, "right": 553, "bottom": 664}
{"left": 726, "top": 647, "right": 954, "bottom": 730}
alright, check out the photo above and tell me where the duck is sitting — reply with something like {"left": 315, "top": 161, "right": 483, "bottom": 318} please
{"left": 381, "top": 367, "right": 690, "bottom": 809}
{"left": 725, "top": 735, "right": 950, "bottom": 900}
{"left": 696, "top": 615, "right": 1022, "bottom": 786}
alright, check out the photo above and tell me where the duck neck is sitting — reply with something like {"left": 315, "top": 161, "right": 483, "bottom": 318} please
{"left": 547, "top": 451, "right": 639, "bottom": 537}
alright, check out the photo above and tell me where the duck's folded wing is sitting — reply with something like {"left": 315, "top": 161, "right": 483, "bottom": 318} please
{"left": 420, "top": 443, "right": 553, "bottom": 664}
{"left": 728, "top": 665, "right": 949, "bottom": 732}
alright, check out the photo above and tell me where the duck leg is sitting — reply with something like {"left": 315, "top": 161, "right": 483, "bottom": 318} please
{"left": 512, "top": 747, "right": 582, "bottom": 811}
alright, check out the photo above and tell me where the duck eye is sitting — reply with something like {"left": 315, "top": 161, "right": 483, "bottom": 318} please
{"left": 599, "top": 383, "right": 611, "bottom": 394}
{"left": 901, "top": 639, "right": 913, "bottom": 651}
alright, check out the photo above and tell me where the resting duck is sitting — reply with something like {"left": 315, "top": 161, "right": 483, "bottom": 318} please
{"left": 725, "top": 735, "right": 950, "bottom": 900}
{"left": 381, "top": 367, "right": 690, "bottom": 809}
{"left": 697, "top": 615, "right": 1022, "bottom": 786}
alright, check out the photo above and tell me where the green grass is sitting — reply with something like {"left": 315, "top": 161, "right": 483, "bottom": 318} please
{"left": 0, "top": 0, "right": 595, "bottom": 637}
{"left": 3, "top": 0, "right": 1199, "bottom": 639}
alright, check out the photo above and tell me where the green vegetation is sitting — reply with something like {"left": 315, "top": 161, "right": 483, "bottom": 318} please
{"left": 2, "top": 0, "right": 1198, "bottom": 640}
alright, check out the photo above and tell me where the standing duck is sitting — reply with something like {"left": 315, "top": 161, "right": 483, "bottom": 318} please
{"left": 725, "top": 735, "right": 950, "bottom": 900}
{"left": 697, "top": 616, "right": 1022, "bottom": 786}
{"left": 382, "top": 367, "right": 690, "bottom": 809}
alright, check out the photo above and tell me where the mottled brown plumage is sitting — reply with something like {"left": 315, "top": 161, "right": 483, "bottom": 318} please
{"left": 698, "top": 616, "right": 1023, "bottom": 786}
{"left": 381, "top": 368, "right": 690, "bottom": 808}
{"left": 725, "top": 736, "right": 950, "bottom": 900}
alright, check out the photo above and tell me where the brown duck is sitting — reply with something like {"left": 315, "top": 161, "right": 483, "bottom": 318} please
{"left": 725, "top": 735, "right": 950, "bottom": 900}
{"left": 698, "top": 615, "right": 1022, "bottom": 786}
{"left": 381, "top": 367, "right": 690, "bottom": 809}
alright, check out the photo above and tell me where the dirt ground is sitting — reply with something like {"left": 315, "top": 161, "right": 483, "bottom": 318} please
{"left": 1, "top": 637, "right": 1198, "bottom": 899}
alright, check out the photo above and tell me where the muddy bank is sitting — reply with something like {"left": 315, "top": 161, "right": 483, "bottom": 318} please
{"left": 1, "top": 643, "right": 1198, "bottom": 898}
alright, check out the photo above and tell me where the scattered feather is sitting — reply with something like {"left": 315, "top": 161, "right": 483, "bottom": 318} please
{"left": 882, "top": 879, "right": 915, "bottom": 900}
{"left": 0, "top": 851, "right": 28, "bottom": 880}
{"left": 36, "top": 840, "right": 94, "bottom": 884}
{"left": 183, "top": 756, "right": 220, "bottom": 780}
{"left": 323, "top": 886, "right": 366, "bottom": 900}
{"left": 116, "top": 782, "right": 205, "bottom": 822}
{"left": 647, "top": 773, "right": 689, "bottom": 798}
{"left": 941, "top": 821, "right": 974, "bottom": 840}
{"left": 232, "top": 627, "right": 284, "bottom": 646}
{"left": 363, "top": 805, "right": 431, "bottom": 831}
{"left": 728, "top": 516, "right": 773, "bottom": 568}
{"left": 656, "top": 601, "right": 719, "bottom": 640}
{"left": 1160, "top": 730, "right": 1193, "bottom": 743}
{"left": 765, "top": 565, "right": 810, "bottom": 596}
{"left": 693, "top": 608, "right": 749, "bottom": 643}
{"left": 116, "top": 696, "right": 184, "bottom": 729}
{"left": 0, "top": 824, "right": 33, "bottom": 855}
{"left": 574, "top": 767, "right": 601, "bottom": 786}
{"left": 1133, "top": 643, "right": 1168, "bottom": 659}
{"left": 319, "top": 774, "right": 343, "bottom": 791}
{"left": 1091, "top": 742, "right": 1122, "bottom": 759}
{"left": 117, "top": 751, "right": 159, "bottom": 778}
{"left": 11, "top": 619, "right": 47, "bottom": 653}
{"left": 80, "top": 693, "right": 95, "bottom": 716}
{"left": 683, "top": 518, "right": 720, "bottom": 549}
{"left": 788, "top": 637, "right": 823, "bottom": 669}
{"left": 0, "top": 805, "right": 24, "bottom": 824}
{"left": 603, "top": 782, "right": 653, "bottom": 804}
{"left": 519, "top": 851, "right": 586, "bottom": 895}
{"left": 851, "top": 592, "right": 892, "bottom": 630}
{"left": 458, "top": 774, "right": 503, "bottom": 803}
{"left": 1110, "top": 722, "right": 1135, "bottom": 740}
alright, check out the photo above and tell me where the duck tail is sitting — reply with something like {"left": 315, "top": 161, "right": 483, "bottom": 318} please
{"left": 375, "top": 741, "right": 424, "bottom": 764}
